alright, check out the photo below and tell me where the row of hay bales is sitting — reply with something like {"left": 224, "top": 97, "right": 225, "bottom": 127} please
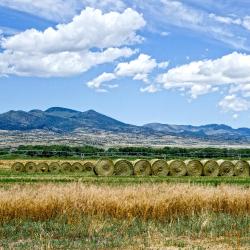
{"left": 11, "top": 159, "right": 250, "bottom": 177}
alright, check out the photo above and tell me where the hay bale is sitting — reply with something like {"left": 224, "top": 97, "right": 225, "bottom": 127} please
{"left": 217, "top": 160, "right": 234, "bottom": 176}
{"left": 114, "top": 159, "right": 133, "bottom": 176}
{"left": 201, "top": 159, "right": 219, "bottom": 177}
{"left": 94, "top": 159, "right": 114, "bottom": 176}
{"left": 37, "top": 162, "right": 49, "bottom": 173}
{"left": 83, "top": 161, "right": 95, "bottom": 175}
{"left": 61, "top": 162, "right": 72, "bottom": 173}
{"left": 150, "top": 159, "right": 169, "bottom": 176}
{"left": 168, "top": 160, "right": 186, "bottom": 176}
{"left": 233, "top": 160, "right": 249, "bottom": 177}
{"left": 25, "top": 162, "right": 38, "bottom": 173}
{"left": 133, "top": 159, "right": 151, "bottom": 176}
{"left": 72, "top": 162, "right": 84, "bottom": 172}
{"left": 185, "top": 160, "right": 203, "bottom": 176}
{"left": 49, "top": 162, "right": 60, "bottom": 173}
{"left": 11, "top": 162, "right": 25, "bottom": 172}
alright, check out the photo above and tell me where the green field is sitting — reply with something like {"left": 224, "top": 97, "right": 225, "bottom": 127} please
{"left": 0, "top": 163, "right": 249, "bottom": 249}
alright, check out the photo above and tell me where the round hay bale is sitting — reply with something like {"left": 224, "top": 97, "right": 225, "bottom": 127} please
{"left": 168, "top": 160, "right": 186, "bottom": 176}
{"left": 12, "top": 162, "right": 25, "bottom": 172}
{"left": 150, "top": 159, "right": 169, "bottom": 176}
{"left": 72, "top": 162, "right": 84, "bottom": 172}
{"left": 233, "top": 160, "right": 249, "bottom": 177}
{"left": 217, "top": 160, "right": 234, "bottom": 176}
{"left": 25, "top": 162, "right": 38, "bottom": 173}
{"left": 94, "top": 159, "right": 114, "bottom": 176}
{"left": 185, "top": 160, "right": 203, "bottom": 176}
{"left": 82, "top": 161, "right": 95, "bottom": 175}
{"left": 114, "top": 159, "right": 133, "bottom": 176}
{"left": 49, "top": 162, "right": 60, "bottom": 173}
{"left": 61, "top": 162, "right": 72, "bottom": 173}
{"left": 133, "top": 159, "right": 151, "bottom": 176}
{"left": 201, "top": 159, "right": 219, "bottom": 177}
{"left": 37, "top": 162, "right": 49, "bottom": 173}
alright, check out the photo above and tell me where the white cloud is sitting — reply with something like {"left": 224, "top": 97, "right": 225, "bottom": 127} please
{"left": 157, "top": 52, "right": 250, "bottom": 112}
{"left": 87, "top": 53, "right": 168, "bottom": 91}
{"left": 219, "top": 95, "right": 250, "bottom": 112}
{"left": 145, "top": 0, "right": 250, "bottom": 50}
{"left": 0, "top": 8, "right": 145, "bottom": 77}
{"left": 233, "top": 113, "right": 239, "bottom": 119}
{"left": 115, "top": 54, "right": 157, "bottom": 82}
{"left": 0, "top": 0, "right": 126, "bottom": 22}
{"left": 2, "top": 8, "right": 145, "bottom": 53}
{"left": 209, "top": 13, "right": 241, "bottom": 25}
{"left": 158, "top": 61, "right": 169, "bottom": 69}
{"left": 242, "top": 16, "right": 250, "bottom": 31}
{"left": 140, "top": 84, "right": 160, "bottom": 93}
{"left": 87, "top": 72, "right": 116, "bottom": 89}
{"left": 0, "top": 0, "right": 77, "bottom": 22}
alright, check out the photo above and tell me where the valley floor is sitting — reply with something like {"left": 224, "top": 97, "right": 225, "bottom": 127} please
{"left": 0, "top": 167, "right": 249, "bottom": 249}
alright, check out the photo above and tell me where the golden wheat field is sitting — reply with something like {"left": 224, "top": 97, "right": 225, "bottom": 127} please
{"left": 0, "top": 183, "right": 249, "bottom": 222}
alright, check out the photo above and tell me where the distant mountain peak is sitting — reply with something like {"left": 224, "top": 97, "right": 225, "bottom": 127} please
{"left": 45, "top": 107, "right": 79, "bottom": 113}
{"left": 0, "top": 107, "right": 249, "bottom": 143}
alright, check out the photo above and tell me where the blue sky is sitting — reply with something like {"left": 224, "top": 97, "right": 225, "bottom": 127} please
{"left": 0, "top": 0, "right": 250, "bottom": 127}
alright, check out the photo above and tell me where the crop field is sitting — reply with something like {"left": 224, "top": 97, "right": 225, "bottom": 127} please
{"left": 0, "top": 159, "right": 249, "bottom": 249}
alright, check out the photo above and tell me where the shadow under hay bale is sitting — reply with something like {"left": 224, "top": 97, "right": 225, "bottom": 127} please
{"left": 217, "top": 160, "right": 235, "bottom": 176}
{"left": 168, "top": 160, "right": 186, "bottom": 176}
{"left": 201, "top": 159, "right": 219, "bottom": 177}
{"left": 114, "top": 159, "right": 133, "bottom": 176}
{"left": 49, "top": 162, "right": 60, "bottom": 173}
{"left": 95, "top": 159, "right": 114, "bottom": 176}
{"left": 185, "top": 160, "right": 203, "bottom": 176}
{"left": 12, "top": 162, "right": 25, "bottom": 172}
{"left": 37, "top": 162, "right": 49, "bottom": 173}
{"left": 25, "top": 162, "right": 38, "bottom": 173}
{"left": 150, "top": 159, "right": 169, "bottom": 176}
{"left": 233, "top": 160, "right": 249, "bottom": 177}
{"left": 133, "top": 159, "right": 151, "bottom": 176}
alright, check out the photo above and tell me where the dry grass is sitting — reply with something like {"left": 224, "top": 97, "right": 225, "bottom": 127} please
{"left": 0, "top": 183, "right": 249, "bottom": 222}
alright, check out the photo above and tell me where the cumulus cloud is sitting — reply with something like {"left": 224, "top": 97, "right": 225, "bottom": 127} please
{"left": 0, "top": 8, "right": 145, "bottom": 77}
{"left": 87, "top": 54, "right": 168, "bottom": 91}
{"left": 2, "top": 8, "right": 145, "bottom": 53}
{"left": 157, "top": 52, "right": 250, "bottom": 112}
{"left": 219, "top": 95, "right": 250, "bottom": 112}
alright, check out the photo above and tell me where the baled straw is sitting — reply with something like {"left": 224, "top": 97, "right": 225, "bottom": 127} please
{"left": 201, "top": 159, "right": 219, "bottom": 177}
{"left": 25, "top": 162, "right": 38, "bottom": 173}
{"left": 185, "top": 160, "right": 203, "bottom": 176}
{"left": 133, "top": 159, "right": 151, "bottom": 176}
{"left": 150, "top": 159, "right": 169, "bottom": 176}
{"left": 82, "top": 161, "right": 95, "bottom": 175}
{"left": 114, "top": 159, "right": 133, "bottom": 176}
{"left": 12, "top": 162, "right": 25, "bottom": 172}
{"left": 217, "top": 160, "right": 234, "bottom": 176}
{"left": 37, "top": 162, "right": 49, "bottom": 173}
{"left": 233, "top": 160, "right": 249, "bottom": 177}
{"left": 49, "top": 162, "right": 60, "bottom": 173}
{"left": 168, "top": 160, "right": 186, "bottom": 176}
{"left": 61, "top": 162, "right": 72, "bottom": 173}
{"left": 72, "top": 162, "right": 84, "bottom": 172}
{"left": 94, "top": 159, "right": 114, "bottom": 176}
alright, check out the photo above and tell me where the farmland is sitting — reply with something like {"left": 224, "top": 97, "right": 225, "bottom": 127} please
{"left": 0, "top": 158, "right": 249, "bottom": 249}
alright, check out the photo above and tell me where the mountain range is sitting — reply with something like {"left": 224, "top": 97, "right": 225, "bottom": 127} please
{"left": 0, "top": 107, "right": 250, "bottom": 143}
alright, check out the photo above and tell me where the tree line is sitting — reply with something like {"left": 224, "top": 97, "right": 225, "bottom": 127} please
{"left": 0, "top": 145, "right": 250, "bottom": 159}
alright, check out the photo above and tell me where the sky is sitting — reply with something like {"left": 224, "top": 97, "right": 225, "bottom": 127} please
{"left": 0, "top": 0, "right": 250, "bottom": 128}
